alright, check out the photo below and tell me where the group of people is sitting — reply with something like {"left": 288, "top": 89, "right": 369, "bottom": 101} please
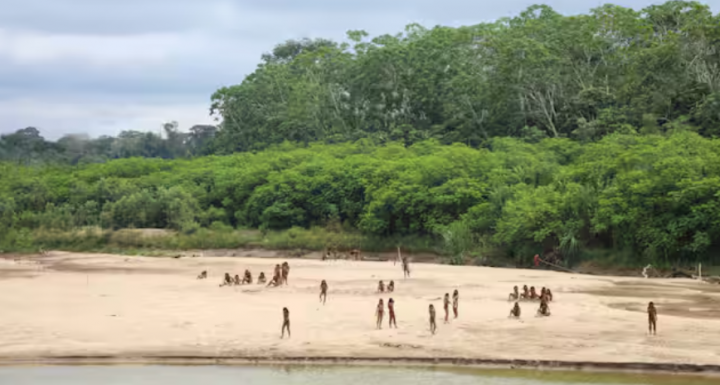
{"left": 504, "top": 284, "right": 659, "bottom": 335}
{"left": 377, "top": 280, "right": 395, "bottom": 293}
{"left": 373, "top": 289, "right": 460, "bottom": 334}
{"left": 323, "top": 246, "right": 361, "bottom": 261}
{"left": 197, "top": 253, "right": 660, "bottom": 339}
{"left": 508, "top": 284, "right": 554, "bottom": 302}
{"left": 213, "top": 270, "right": 261, "bottom": 287}
{"left": 507, "top": 284, "right": 554, "bottom": 318}
{"left": 322, "top": 253, "right": 412, "bottom": 336}
{"left": 197, "top": 261, "right": 290, "bottom": 288}
{"left": 375, "top": 298, "right": 398, "bottom": 329}
{"left": 426, "top": 289, "right": 460, "bottom": 334}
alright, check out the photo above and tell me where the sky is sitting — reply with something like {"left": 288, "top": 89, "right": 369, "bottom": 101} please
{"left": 0, "top": 0, "right": 717, "bottom": 140}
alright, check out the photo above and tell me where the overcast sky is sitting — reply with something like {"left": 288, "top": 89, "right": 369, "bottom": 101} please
{"left": 1, "top": 0, "right": 717, "bottom": 140}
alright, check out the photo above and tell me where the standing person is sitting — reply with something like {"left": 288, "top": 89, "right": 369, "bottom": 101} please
{"left": 443, "top": 293, "right": 450, "bottom": 323}
{"left": 648, "top": 302, "right": 657, "bottom": 335}
{"left": 388, "top": 298, "right": 397, "bottom": 328}
{"left": 281, "top": 307, "right": 291, "bottom": 339}
{"left": 375, "top": 299, "right": 384, "bottom": 329}
{"left": 452, "top": 289, "right": 459, "bottom": 318}
{"left": 402, "top": 257, "right": 410, "bottom": 278}
{"left": 534, "top": 254, "right": 540, "bottom": 268}
{"left": 319, "top": 280, "right": 328, "bottom": 305}
{"left": 429, "top": 304, "right": 437, "bottom": 334}
{"left": 281, "top": 261, "right": 290, "bottom": 285}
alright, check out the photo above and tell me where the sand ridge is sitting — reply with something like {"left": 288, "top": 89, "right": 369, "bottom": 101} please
{"left": 1, "top": 251, "right": 719, "bottom": 366}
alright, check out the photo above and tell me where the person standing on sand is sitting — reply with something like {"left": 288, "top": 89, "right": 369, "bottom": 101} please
{"left": 534, "top": 254, "right": 540, "bottom": 268}
{"left": 388, "top": 298, "right": 397, "bottom": 328}
{"left": 402, "top": 256, "right": 410, "bottom": 278}
{"left": 375, "top": 299, "right": 385, "bottom": 329}
{"left": 452, "top": 289, "right": 459, "bottom": 319}
{"left": 281, "top": 307, "right": 291, "bottom": 339}
{"left": 443, "top": 293, "right": 450, "bottom": 323}
{"left": 647, "top": 302, "right": 657, "bottom": 335}
{"left": 429, "top": 304, "right": 437, "bottom": 334}
{"left": 320, "top": 280, "right": 328, "bottom": 305}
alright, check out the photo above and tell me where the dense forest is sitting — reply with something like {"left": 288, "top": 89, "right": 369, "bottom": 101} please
{"left": 0, "top": 123, "right": 217, "bottom": 165}
{"left": 4, "top": 1, "right": 720, "bottom": 162}
{"left": 2, "top": 133, "right": 719, "bottom": 266}
{"left": 210, "top": 0, "right": 720, "bottom": 152}
{"left": 2, "top": 1, "right": 720, "bottom": 267}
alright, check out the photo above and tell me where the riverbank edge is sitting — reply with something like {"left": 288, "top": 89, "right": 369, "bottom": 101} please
{"left": 5, "top": 226, "right": 675, "bottom": 275}
{"left": 4, "top": 247, "right": 689, "bottom": 279}
{"left": 0, "top": 356, "right": 718, "bottom": 377}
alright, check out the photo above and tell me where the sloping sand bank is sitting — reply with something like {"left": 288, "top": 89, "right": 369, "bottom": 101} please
{"left": 1, "top": 251, "right": 719, "bottom": 373}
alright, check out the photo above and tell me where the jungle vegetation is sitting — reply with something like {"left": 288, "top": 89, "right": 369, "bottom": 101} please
{"left": 1, "top": 1, "right": 719, "bottom": 267}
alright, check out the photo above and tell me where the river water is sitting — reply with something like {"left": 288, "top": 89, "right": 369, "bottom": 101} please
{"left": 0, "top": 365, "right": 715, "bottom": 385}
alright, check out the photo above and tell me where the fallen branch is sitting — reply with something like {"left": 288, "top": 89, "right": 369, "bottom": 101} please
{"left": 538, "top": 258, "right": 577, "bottom": 273}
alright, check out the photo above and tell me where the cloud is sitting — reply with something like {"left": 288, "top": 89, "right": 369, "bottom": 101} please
{"left": 0, "top": 29, "right": 193, "bottom": 68}
{"left": 0, "top": 0, "right": 226, "bottom": 35}
{"left": 0, "top": 28, "right": 255, "bottom": 95}
{"left": 0, "top": 0, "right": 717, "bottom": 141}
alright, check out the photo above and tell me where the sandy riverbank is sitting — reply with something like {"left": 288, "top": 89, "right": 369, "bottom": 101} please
{"left": 1, "top": 251, "right": 719, "bottom": 369}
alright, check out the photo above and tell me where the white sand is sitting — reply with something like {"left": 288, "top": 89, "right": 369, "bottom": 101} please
{"left": 1, "top": 251, "right": 719, "bottom": 365}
